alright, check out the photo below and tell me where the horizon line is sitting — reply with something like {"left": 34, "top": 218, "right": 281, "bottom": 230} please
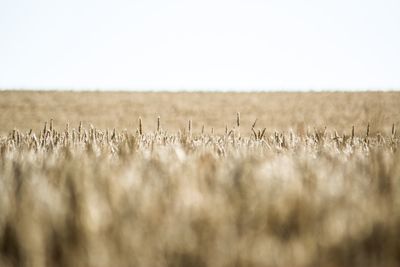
{"left": 1, "top": 87, "right": 400, "bottom": 93}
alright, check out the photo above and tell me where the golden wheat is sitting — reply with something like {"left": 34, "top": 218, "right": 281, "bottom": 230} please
{"left": 0, "top": 118, "right": 399, "bottom": 267}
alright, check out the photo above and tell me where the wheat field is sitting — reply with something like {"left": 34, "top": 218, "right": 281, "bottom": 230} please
{"left": 1, "top": 91, "right": 400, "bottom": 134}
{"left": 0, "top": 91, "right": 400, "bottom": 267}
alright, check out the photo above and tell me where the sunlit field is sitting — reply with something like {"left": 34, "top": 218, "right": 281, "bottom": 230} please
{"left": 1, "top": 91, "right": 399, "bottom": 134}
{"left": 1, "top": 91, "right": 400, "bottom": 267}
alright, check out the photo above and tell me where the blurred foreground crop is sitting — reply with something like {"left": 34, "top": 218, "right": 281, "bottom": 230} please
{"left": 0, "top": 118, "right": 400, "bottom": 267}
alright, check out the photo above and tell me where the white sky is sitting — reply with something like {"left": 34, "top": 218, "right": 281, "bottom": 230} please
{"left": 0, "top": 0, "right": 399, "bottom": 91}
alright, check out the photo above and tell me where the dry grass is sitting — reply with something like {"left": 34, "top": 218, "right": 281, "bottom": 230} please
{"left": 1, "top": 91, "right": 400, "bottom": 134}
{"left": 1, "top": 91, "right": 400, "bottom": 267}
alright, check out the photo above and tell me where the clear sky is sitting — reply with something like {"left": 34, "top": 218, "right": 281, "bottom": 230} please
{"left": 0, "top": 0, "right": 399, "bottom": 91}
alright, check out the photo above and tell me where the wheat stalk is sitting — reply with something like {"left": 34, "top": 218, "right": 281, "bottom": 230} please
{"left": 392, "top": 123, "right": 396, "bottom": 139}
{"left": 139, "top": 117, "right": 143, "bottom": 135}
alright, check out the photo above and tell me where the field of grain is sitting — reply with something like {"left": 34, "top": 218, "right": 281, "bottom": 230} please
{"left": 1, "top": 91, "right": 400, "bottom": 267}
{"left": 1, "top": 91, "right": 400, "bottom": 134}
